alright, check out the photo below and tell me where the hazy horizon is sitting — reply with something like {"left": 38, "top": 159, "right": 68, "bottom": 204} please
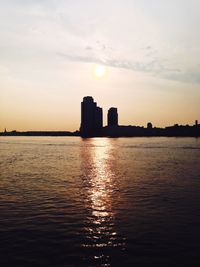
{"left": 1, "top": 0, "right": 200, "bottom": 132}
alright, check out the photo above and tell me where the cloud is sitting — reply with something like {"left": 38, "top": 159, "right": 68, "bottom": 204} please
{"left": 164, "top": 69, "right": 200, "bottom": 84}
{"left": 85, "top": 46, "right": 92, "bottom": 50}
{"left": 1, "top": 0, "right": 200, "bottom": 85}
{"left": 58, "top": 52, "right": 200, "bottom": 84}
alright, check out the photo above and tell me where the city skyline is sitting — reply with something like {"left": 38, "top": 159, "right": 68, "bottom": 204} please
{"left": 1, "top": 94, "right": 200, "bottom": 133}
{"left": 79, "top": 96, "right": 199, "bottom": 138}
{"left": 2, "top": 95, "right": 199, "bottom": 137}
{"left": 1, "top": 0, "right": 200, "bottom": 131}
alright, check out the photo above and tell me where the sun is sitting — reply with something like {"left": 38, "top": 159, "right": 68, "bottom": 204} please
{"left": 94, "top": 64, "right": 106, "bottom": 78}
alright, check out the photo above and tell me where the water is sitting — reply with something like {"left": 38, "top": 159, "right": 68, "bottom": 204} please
{"left": 0, "top": 137, "right": 200, "bottom": 266}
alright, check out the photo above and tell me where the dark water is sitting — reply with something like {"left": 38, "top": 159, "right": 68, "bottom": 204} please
{"left": 0, "top": 137, "right": 200, "bottom": 266}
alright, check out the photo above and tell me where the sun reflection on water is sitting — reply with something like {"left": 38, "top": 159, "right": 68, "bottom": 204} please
{"left": 80, "top": 138, "right": 125, "bottom": 266}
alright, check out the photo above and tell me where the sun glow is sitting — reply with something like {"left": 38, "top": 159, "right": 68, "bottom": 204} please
{"left": 94, "top": 65, "right": 107, "bottom": 78}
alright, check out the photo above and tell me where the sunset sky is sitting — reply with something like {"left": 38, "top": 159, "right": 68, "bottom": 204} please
{"left": 0, "top": 0, "right": 200, "bottom": 131}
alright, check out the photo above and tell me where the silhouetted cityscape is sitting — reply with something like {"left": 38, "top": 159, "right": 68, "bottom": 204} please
{"left": 79, "top": 96, "right": 200, "bottom": 137}
{"left": 1, "top": 96, "right": 200, "bottom": 137}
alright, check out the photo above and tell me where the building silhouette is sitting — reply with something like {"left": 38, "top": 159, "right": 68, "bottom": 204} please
{"left": 147, "top": 122, "right": 153, "bottom": 129}
{"left": 80, "top": 96, "right": 103, "bottom": 137}
{"left": 107, "top": 107, "right": 118, "bottom": 126}
{"left": 95, "top": 106, "right": 103, "bottom": 134}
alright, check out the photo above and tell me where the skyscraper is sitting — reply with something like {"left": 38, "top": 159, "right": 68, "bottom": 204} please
{"left": 80, "top": 96, "right": 103, "bottom": 137}
{"left": 94, "top": 106, "right": 103, "bottom": 134}
{"left": 107, "top": 107, "right": 118, "bottom": 126}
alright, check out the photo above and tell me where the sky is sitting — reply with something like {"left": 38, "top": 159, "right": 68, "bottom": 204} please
{"left": 0, "top": 0, "right": 200, "bottom": 131}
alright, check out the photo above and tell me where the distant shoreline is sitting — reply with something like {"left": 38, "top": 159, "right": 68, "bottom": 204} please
{"left": 0, "top": 131, "right": 79, "bottom": 137}
{"left": 0, "top": 131, "right": 200, "bottom": 138}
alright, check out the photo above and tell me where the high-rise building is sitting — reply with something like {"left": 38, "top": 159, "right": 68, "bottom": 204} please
{"left": 80, "top": 96, "right": 103, "bottom": 137}
{"left": 95, "top": 106, "right": 103, "bottom": 133}
{"left": 107, "top": 107, "right": 118, "bottom": 126}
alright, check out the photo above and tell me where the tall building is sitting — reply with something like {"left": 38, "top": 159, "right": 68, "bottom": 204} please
{"left": 95, "top": 106, "right": 103, "bottom": 133}
{"left": 80, "top": 96, "right": 103, "bottom": 137}
{"left": 107, "top": 107, "right": 118, "bottom": 126}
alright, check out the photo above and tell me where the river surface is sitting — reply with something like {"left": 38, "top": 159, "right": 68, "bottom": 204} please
{"left": 0, "top": 137, "right": 200, "bottom": 266}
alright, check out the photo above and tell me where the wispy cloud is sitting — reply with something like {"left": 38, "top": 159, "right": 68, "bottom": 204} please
{"left": 1, "top": 0, "right": 200, "bottom": 85}
{"left": 58, "top": 51, "right": 200, "bottom": 84}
